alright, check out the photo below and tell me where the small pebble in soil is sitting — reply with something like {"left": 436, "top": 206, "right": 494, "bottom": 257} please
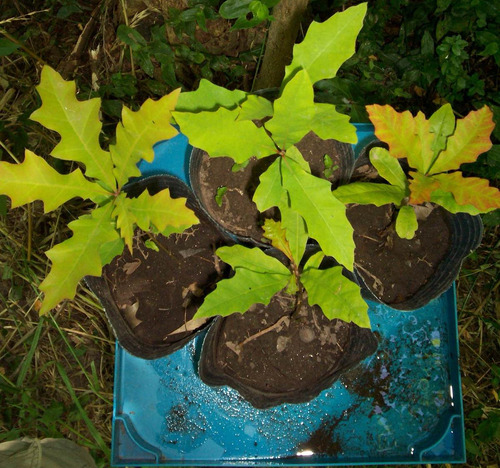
{"left": 299, "top": 327, "right": 315, "bottom": 343}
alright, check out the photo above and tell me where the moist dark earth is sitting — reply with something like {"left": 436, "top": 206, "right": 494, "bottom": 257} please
{"left": 192, "top": 131, "right": 353, "bottom": 242}
{"left": 347, "top": 204, "right": 451, "bottom": 305}
{"left": 103, "top": 213, "right": 230, "bottom": 347}
{"left": 199, "top": 290, "right": 378, "bottom": 408}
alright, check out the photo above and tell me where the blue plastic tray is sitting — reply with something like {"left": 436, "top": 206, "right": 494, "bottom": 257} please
{"left": 111, "top": 126, "right": 466, "bottom": 466}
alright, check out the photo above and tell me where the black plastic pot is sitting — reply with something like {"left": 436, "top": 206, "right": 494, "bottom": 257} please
{"left": 85, "top": 175, "right": 233, "bottom": 359}
{"left": 189, "top": 134, "right": 356, "bottom": 247}
{"left": 354, "top": 210, "right": 483, "bottom": 310}
{"left": 347, "top": 143, "right": 484, "bottom": 310}
{"left": 198, "top": 248, "right": 378, "bottom": 409}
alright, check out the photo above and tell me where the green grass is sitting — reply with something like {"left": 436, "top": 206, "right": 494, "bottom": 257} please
{"left": 0, "top": 1, "right": 499, "bottom": 467}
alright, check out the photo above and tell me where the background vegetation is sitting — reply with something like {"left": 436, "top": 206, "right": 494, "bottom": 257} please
{"left": 0, "top": 0, "right": 498, "bottom": 467}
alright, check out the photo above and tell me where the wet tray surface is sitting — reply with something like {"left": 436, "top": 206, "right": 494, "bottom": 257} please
{"left": 111, "top": 127, "right": 466, "bottom": 466}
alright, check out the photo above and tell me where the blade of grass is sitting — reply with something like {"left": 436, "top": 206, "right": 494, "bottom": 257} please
{"left": 50, "top": 313, "right": 111, "bottom": 405}
{"left": 56, "top": 362, "right": 110, "bottom": 457}
{"left": 15, "top": 316, "right": 45, "bottom": 386}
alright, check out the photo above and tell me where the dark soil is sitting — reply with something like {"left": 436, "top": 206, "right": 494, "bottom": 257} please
{"left": 347, "top": 204, "right": 452, "bottom": 305}
{"left": 103, "top": 220, "right": 228, "bottom": 348}
{"left": 199, "top": 290, "right": 378, "bottom": 409}
{"left": 86, "top": 176, "right": 234, "bottom": 358}
{"left": 191, "top": 131, "right": 353, "bottom": 242}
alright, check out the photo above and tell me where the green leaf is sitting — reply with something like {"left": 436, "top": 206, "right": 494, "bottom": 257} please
{"left": 215, "top": 186, "right": 227, "bottom": 206}
{"left": 280, "top": 203, "right": 307, "bottom": 265}
{"left": 216, "top": 244, "right": 290, "bottom": 276}
{"left": 237, "top": 95, "right": 274, "bottom": 121}
{"left": 116, "top": 24, "right": 147, "bottom": 51}
{"left": 266, "top": 70, "right": 315, "bottom": 149}
{"left": 369, "top": 147, "right": 408, "bottom": 190}
{"left": 303, "top": 251, "right": 324, "bottom": 270}
{"left": 282, "top": 158, "right": 355, "bottom": 269}
{"left": 429, "top": 106, "right": 495, "bottom": 174}
{"left": 285, "top": 145, "right": 311, "bottom": 172}
{"left": 194, "top": 244, "right": 291, "bottom": 318}
{"left": 310, "top": 102, "right": 357, "bottom": 144}
{"left": 253, "top": 157, "right": 283, "bottom": 211}
{"left": 194, "top": 268, "right": 290, "bottom": 318}
{"left": 333, "top": 182, "right": 406, "bottom": 207}
{"left": 0, "top": 38, "right": 20, "bottom": 56}
{"left": 112, "top": 188, "right": 199, "bottom": 250}
{"left": 39, "top": 204, "right": 122, "bottom": 315}
{"left": 111, "top": 193, "right": 136, "bottom": 251}
{"left": 301, "top": 265, "right": 370, "bottom": 328}
{"left": 175, "top": 79, "right": 247, "bottom": 112}
{"left": 30, "top": 66, "right": 116, "bottom": 190}
{"left": 284, "top": 3, "right": 367, "bottom": 85}
{"left": 395, "top": 205, "right": 418, "bottom": 239}
{"left": 174, "top": 106, "right": 276, "bottom": 163}
{"left": 262, "top": 219, "right": 294, "bottom": 261}
{"left": 0, "top": 150, "right": 111, "bottom": 212}
{"left": 111, "top": 90, "right": 180, "bottom": 187}
{"left": 428, "top": 103, "right": 456, "bottom": 155}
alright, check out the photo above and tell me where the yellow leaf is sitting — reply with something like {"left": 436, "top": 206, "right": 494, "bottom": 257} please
{"left": 111, "top": 89, "right": 180, "bottom": 187}
{"left": 30, "top": 66, "right": 116, "bottom": 190}
{"left": 430, "top": 106, "right": 494, "bottom": 174}
{"left": 432, "top": 172, "right": 500, "bottom": 213}
{"left": 39, "top": 204, "right": 123, "bottom": 315}
{"left": 0, "top": 150, "right": 111, "bottom": 212}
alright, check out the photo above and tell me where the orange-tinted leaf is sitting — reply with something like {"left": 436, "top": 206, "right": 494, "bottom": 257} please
{"left": 413, "top": 112, "right": 436, "bottom": 173}
{"left": 408, "top": 171, "right": 440, "bottom": 204}
{"left": 367, "top": 104, "right": 429, "bottom": 172}
{"left": 429, "top": 106, "right": 494, "bottom": 174}
{"left": 432, "top": 172, "right": 500, "bottom": 213}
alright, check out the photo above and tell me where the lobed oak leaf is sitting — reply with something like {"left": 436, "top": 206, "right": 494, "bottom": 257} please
{"left": 408, "top": 171, "right": 440, "bottom": 205}
{"left": 194, "top": 245, "right": 291, "bottom": 319}
{"left": 429, "top": 106, "right": 494, "bottom": 174}
{"left": 262, "top": 219, "right": 294, "bottom": 262}
{"left": 432, "top": 172, "right": 500, "bottom": 213}
{"left": 39, "top": 204, "right": 123, "bottom": 315}
{"left": 282, "top": 158, "right": 354, "bottom": 270}
{"left": 216, "top": 245, "right": 290, "bottom": 276}
{"left": 111, "top": 90, "right": 180, "bottom": 187}
{"left": 173, "top": 106, "right": 276, "bottom": 163}
{"left": 367, "top": 104, "right": 433, "bottom": 173}
{"left": 30, "top": 66, "right": 116, "bottom": 190}
{"left": 253, "top": 157, "right": 283, "bottom": 212}
{"left": 175, "top": 79, "right": 247, "bottom": 112}
{"left": 0, "top": 150, "right": 111, "bottom": 212}
{"left": 311, "top": 102, "right": 357, "bottom": 144}
{"left": 301, "top": 265, "right": 369, "bottom": 328}
{"left": 284, "top": 3, "right": 367, "bottom": 85}
{"left": 115, "top": 188, "right": 199, "bottom": 237}
{"left": 266, "top": 70, "right": 316, "bottom": 149}
{"left": 237, "top": 95, "right": 274, "bottom": 122}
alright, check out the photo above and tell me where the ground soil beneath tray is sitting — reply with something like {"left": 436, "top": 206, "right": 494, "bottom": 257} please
{"left": 193, "top": 131, "right": 352, "bottom": 242}
{"left": 103, "top": 218, "right": 230, "bottom": 347}
{"left": 199, "top": 290, "right": 378, "bottom": 408}
{"left": 347, "top": 204, "right": 452, "bottom": 305}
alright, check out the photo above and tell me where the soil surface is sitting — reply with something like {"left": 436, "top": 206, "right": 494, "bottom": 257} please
{"left": 347, "top": 204, "right": 452, "bottom": 305}
{"left": 199, "top": 290, "right": 378, "bottom": 408}
{"left": 192, "top": 131, "right": 353, "bottom": 242}
{"left": 102, "top": 208, "right": 230, "bottom": 349}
